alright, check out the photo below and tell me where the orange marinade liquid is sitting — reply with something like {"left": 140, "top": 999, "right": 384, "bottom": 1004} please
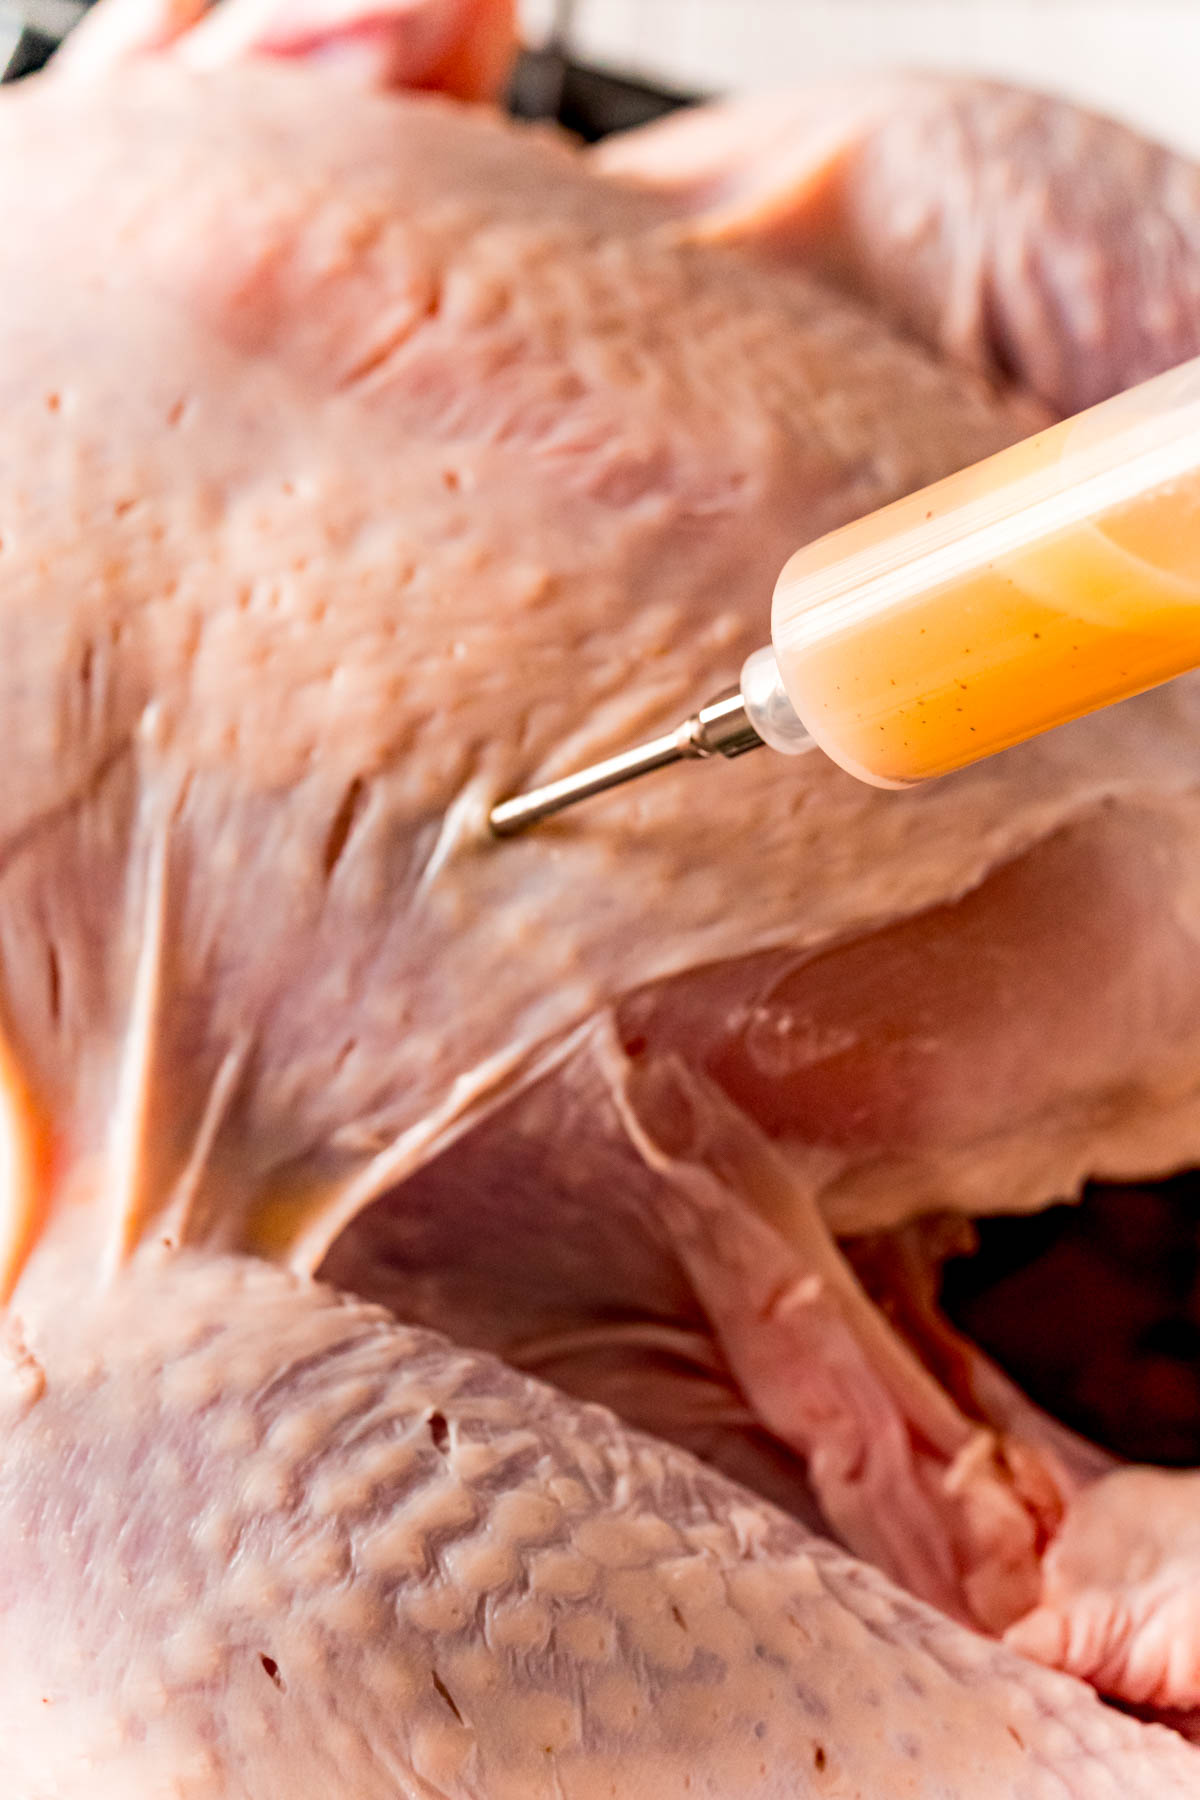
{"left": 771, "top": 357, "right": 1200, "bottom": 787}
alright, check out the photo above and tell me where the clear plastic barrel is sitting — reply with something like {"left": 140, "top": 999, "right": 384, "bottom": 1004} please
{"left": 770, "top": 355, "right": 1200, "bottom": 787}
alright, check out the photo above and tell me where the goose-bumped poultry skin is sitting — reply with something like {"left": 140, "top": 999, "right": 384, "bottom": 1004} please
{"left": 3, "top": 2, "right": 1200, "bottom": 1789}
{"left": 11, "top": 1250, "right": 1200, "bottom": 1798}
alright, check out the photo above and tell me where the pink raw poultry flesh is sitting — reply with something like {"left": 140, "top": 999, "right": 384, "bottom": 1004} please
{"left": 5, "top": 1, "right": 1200, "bottom": 1789}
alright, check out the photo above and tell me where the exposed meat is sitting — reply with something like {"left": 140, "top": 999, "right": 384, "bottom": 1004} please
{"left": 2, "top": 1, "right": 1200, "bottom": 1788}
{"left": 1004, "top": 1465, "right": 1200, "bottom": 1711}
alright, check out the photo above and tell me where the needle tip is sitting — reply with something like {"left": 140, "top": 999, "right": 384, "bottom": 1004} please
{"left": 488, "top": 691, "right": 765, "bottom": 837}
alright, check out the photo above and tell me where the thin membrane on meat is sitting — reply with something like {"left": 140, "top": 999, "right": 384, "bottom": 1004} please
{"left": 2, "top": 1, "right": 1200, "bottom": 1788}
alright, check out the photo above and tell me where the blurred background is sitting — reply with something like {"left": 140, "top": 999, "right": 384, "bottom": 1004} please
{"left": 521, "top": 0, "right": 1200, "bottom": 154}
{"left": 5, "top": 0, "right": 1198, "bottom": 153}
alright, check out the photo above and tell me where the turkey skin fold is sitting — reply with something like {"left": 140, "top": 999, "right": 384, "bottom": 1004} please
{"left": 4, "top": 3, "right": 1200, "bottom": 1793}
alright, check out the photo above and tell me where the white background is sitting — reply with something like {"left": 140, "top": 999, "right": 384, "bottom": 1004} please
{"left": 520, "top": 1, "right": 1200, "bottom": 156}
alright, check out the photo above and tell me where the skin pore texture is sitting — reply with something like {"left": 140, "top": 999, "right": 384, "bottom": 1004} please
{"left": 4, "top": 1, "right": 1200, "bottom": 1789}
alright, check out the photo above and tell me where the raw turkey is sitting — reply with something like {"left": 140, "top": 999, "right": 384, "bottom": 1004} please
{"left": 3, "top": 0, "right": 1200, "bottom": 1790}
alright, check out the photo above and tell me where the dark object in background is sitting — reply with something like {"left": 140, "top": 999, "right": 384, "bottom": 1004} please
{"left": 507, "top": 45, "right": 694, "bottom": 140}
{"left": 1, "top": 0, "right": 699, "bottom": 137}
{"left": 942, "top": 1178, "right": 1200, "bottom": 1467}
{"left": 1, "top": 19, "right": 56, "bottom": 79}
{"left": 0, "top": 0, "right": 85, "bottom": 78}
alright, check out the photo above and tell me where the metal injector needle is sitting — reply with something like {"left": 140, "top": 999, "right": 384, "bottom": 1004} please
{"left": 489, "top": 349, "right": 1200, "bottom": 842}
{"left": 488, "top": 691, "right": 765, "bottom": 837}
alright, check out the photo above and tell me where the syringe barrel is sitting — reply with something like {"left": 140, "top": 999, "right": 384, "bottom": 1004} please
{"left": 770, "top": 354, "right": 1200, "bottom": 788}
